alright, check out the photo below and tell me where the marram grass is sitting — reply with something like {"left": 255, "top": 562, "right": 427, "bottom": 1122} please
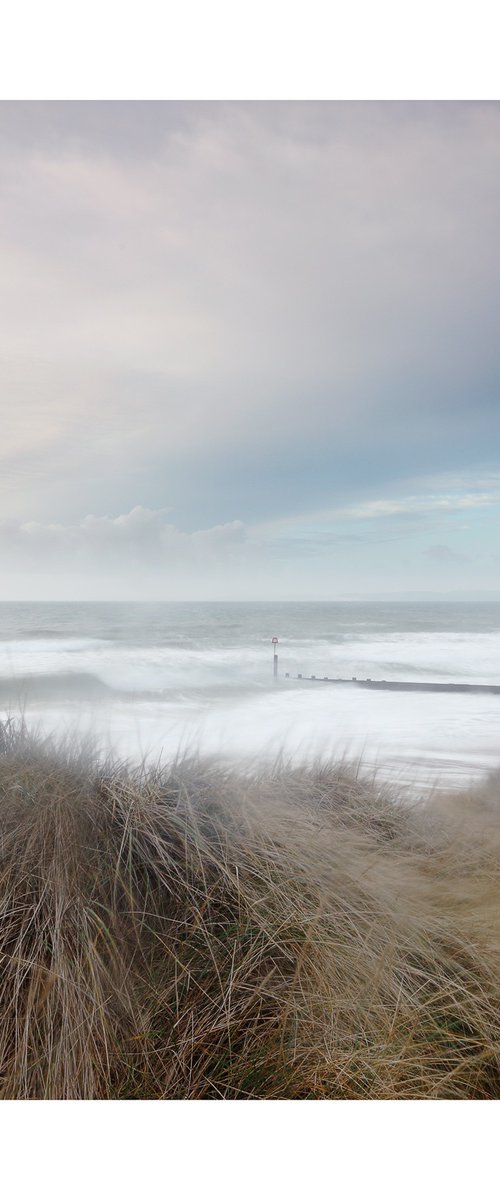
{"left": 0, "top": 717, "right": 499, "bottom": 1099}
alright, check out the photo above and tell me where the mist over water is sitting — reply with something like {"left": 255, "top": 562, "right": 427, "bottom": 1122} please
{"left": 1, "top": 601, "right": 500, "bottom": 791}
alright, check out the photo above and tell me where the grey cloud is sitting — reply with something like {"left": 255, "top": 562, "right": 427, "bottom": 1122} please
{"left": 0, "top": 101, "right": 499, "bottom": 564}
{"left": 423, "top": 543, "right": 467, "bottom": 562}
{"left": 1, "top": 100, "right": 493, "bottom": 164}
{"left": 0, "top": 101, "right": 196, "bottom": 160}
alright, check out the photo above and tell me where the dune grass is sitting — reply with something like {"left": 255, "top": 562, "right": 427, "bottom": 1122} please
{"left": 0, "top": 716, "right": 499, "bottom": 1099}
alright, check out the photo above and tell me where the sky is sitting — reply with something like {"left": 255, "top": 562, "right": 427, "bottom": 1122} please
{"left": 1, "top": 100, "right": 499, "bottom": 599}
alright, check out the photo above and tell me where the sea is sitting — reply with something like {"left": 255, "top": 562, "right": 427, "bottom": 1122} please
{"left": 1, "top": 600, "right": 500, "bottom": 793}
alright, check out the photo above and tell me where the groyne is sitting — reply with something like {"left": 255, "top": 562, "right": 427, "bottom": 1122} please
{"left": 284, "top": 674, "right": 500, "bottom": 695}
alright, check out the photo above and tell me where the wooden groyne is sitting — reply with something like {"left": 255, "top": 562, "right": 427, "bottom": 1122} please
{"left": 283, "top": 674, "right": 500, "bottom": 695}
{"left": 271, "top": 638, "right": 500, "bottom": 695}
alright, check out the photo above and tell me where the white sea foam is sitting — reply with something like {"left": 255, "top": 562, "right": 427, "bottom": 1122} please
{"left": 2, "top": 630, "right": 500, "bottom": 691}
{"left": 12, "top": 682, "right": 500, "bottom": 794}
{"left": 1, "top": 601, "right": 500, "bottom": 791}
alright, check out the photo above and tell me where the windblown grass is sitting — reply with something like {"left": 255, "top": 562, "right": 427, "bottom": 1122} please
{"left": 0, "top": 716, "right": 499, "bottom": 1099}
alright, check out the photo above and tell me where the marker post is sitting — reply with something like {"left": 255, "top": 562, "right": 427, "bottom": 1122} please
{"left": 272, "top": 636, "right": 278, "bottom": 680}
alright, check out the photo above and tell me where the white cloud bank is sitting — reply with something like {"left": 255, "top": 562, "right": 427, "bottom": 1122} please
{"left": 0, "top": 507, "right": 247, "bottom": 598}
{"left": 0, "top": 485, "right": 498, "bottom": 600}
{"left": 331, "top": 491, "right": 499, "bottom": 520}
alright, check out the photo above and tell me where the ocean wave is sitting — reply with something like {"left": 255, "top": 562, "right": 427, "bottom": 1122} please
{"left": 0, "top": 672, "right": 113, "bottom": 701}
{"left": 0, "top": 670, "right": 268, "bottom": 707}
{"left": 0, "top": 629, "right": 75, "bottom": 641}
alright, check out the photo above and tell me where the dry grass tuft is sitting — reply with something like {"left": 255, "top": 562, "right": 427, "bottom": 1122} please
{"left": 0, "top": 717, "right": 499, "bottom": 1099}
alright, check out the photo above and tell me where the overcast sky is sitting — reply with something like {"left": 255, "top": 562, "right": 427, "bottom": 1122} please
{"left": 1, "top": 100, "right": 499, "bottom": 598}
